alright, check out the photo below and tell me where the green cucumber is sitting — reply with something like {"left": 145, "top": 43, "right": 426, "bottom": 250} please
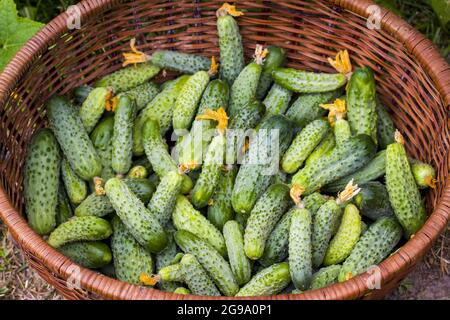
{"left": 61, "top": 159, "right": 87, "bottom": 205}
{"left": 289, "top": 207, "right": 313, "bottom": 290}
{"left": 24, "top": 129, "right": 61, "bottom": 235}
{"left": 310, "top": 265, "right": 341, "bottom": 290}
{"left": 127, "top": 165, "right": 148, "bottom": 179}
{"left": 354, "top": 182, "right": 394, "bottom": 220}
{"left": 111, "top": 216, "right": 154, "bottom": 284}
{"left": 303, "top": 192, "right": 328, "bottom": 216}
{"left": 244, "top": 183, "right": 291, "bottom": 260}
{"left": 223, "top": 220, "right": 252, "bottom": 286}
{"left": 410, "top": 159, "right": 437, "bottom": 189}
{"left": 79, "top": 87, "right": 109, "bottom": 133}
{"left": 180, "top": 254, "right": 221, "bottom": 296}
{"left": 56, "top": 184, "right": 73, "bottom": 225}
{"left": 228, "top": 99, "right": 264, "bottom": 131}
{"left": 304, "top": 132, "right": 335, "bottom": 167}
{"left": 376, "top": 102, "right": 396, "bottom": 149}
{"left": 172, "top": 195, "right": 226, "bottom": 256}
{"left": 346, "top": 67, "right": 378, "bottom": 144}
{"left": 281, "top": 118, "right": 330, "bottom": 174}
{"left": 272, "top": 68, "right": 347, "bottom": 93}
{"left": 339, "top": 217, "right": 402, "bottom": 282}
{"left": 124, "top": 81, "right": 160, "bottom": 111}
{"left": 48, "top": 216, "right": 112, "bottom": 248}
{"left": 94, "top": 63, "right": 160, "bottom": 93}
{"left": 58, "top": 241, "right": 112, "bottom": 269}
{"left": 132, "top": 156, "right": 153, "bottom": 174}
{"left": 158, "top": 263, "right": 184, "bottom": 282}
{"left": 47, "top": 96, "right": 102, "bottom": 181}
{"left": 261, "top": 83, "right": 293, "bottom": 118}
{"left": 174, "top": 287, "right": 190, "bottom": 295}
{"left": 236, "top": 262, "right": 291, "bottom": 297}
{"left": 174, "top": 230, "right": 239, "bottom": 296}
{"left": 256, "top": 46, "right": 286, "bottom": 100}
{"left": 105, "top": 177, "right": 167, "bottom": 253}
{"left": 155, "top": 228, "right": 182, "bottom": 292}
{"left": 334, "top": 118, "right": 351, "bottom": 145}
{"left": 324, "top": 204, "right": 362, "bottom": 266}
{"left": 150, "top": 50, "right": 211, "bottom": 74}
{"left": 73, "top": 85, "right": 93, "bottom": 104}
{"left": 90, "top": 116, "right": 114, "bottom": 180}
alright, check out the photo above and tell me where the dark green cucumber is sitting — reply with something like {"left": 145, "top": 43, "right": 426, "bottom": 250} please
{"left": 73, "top": 85, "right": 93, "bottom": 104}
{"left": 155, "top": 228, "right": 183, "bottom": 292}
{"left": 180, "top": 254, "right": 221, "bottom": 296}
{"left": 310, "top": 265, "right": 341, "bottom": 290}
{"left": 48, "top": 216, "right": 112, "bottom": 248}
{"left": 354, "top": 182, "right": 394, "bottom": 220}
{"left": 61, "top": 159, "right": 87, "bottom": 205}
{"left": 24, "top": 129, "right": 61, "bottom": 235}
{"left": 410, "top": 159, "right": 437, "bottom": 189}
{"left": 261, "top": 83, "right": 293, "bottom": 118}
{"left": 339, "top": 217, "right": 402, "bottom": 282}
{"left": 56, "top": 184, "right": 73, "bottom": 225}
{"left": 58, "top": 241, "right": 112, "bottom": 269}
{"left": 47, "top": 96, "right": 102, "bottom": 181}
{"left": 304, "top": 132, "right": 335, "bottom": 168}
{"left": 256, "top": 46, "right": 286, "bottom": 100}
{"left": 90, "top": 116, "right": 114, "bottom": 180}
{"left": 376, "top": 102, "right": 396, "bottom": 149}
{"left": 150, "top": 50, "right": 211, "bottom": 74}
{"left": 272, "top": 68, "right": 347, "bottom": 93}
{"left": 346, "top": 67, "right": 378, "bottom": 144}
{"left": 124, "top": 81, "right": 160, "bottom": 111}
{"left": 79, "top": 87, "right": 109, "bottom": 133}
{"left": 105, "top": 177, "right": 167, "bottom": 253}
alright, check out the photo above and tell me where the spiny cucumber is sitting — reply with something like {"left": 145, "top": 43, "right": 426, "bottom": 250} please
{"left": 180, "top": 254, "right": 221, "bottom": 296}
{"left": 56, "top": 184, "right": 73, "bottom": 225}
{"left": 90, "top": 116, "right": 114, "bottom": 181}
{"left": 79, "top": 87, "right": 110, "bottom": 133}
{"left": 256, "top": 46, "right": 286, "bottom": 100}
{"left": 150, "top": 50, "right": 211, "bottom": 74}
{"left": 410, "top": 159, "right": 437, "bottom": 189}
{"left": 334, "top": 118, "right": 351, "bottom": 146}
{"left": 155, "top": 228, "right": 183, "bottom": 292}
{"left": 261, "top": 83, "right": 293, "bottom": 118}
{"left": 158, "top": 263, "right": 184, "bottom": 282}
{"left": 304, "top": 132, "right": 335, "bottom": 168}
{"left": 127, "top": 165, "right": 148, "bottom": 179}
{"left": 61, "top": 159, "right": 87, "bottom": 205}
{"left": 354, "top": 182, "right": 394, "bottom": 220}
{"left": 58, "top": 241, "right": 112, "bottom": 269}
{"left": 124, "top": 81, "right": 160, "bottom": 111}
{"left": 310, "top": 265, "right": 341, "bottom": 290}
{"left": 376, "top": 101, "right": 396, "bottom": 149}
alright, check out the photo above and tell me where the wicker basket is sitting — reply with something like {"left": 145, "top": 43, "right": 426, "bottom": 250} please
{"left": 0, "top": 0, "right": 449, "bottom": 300}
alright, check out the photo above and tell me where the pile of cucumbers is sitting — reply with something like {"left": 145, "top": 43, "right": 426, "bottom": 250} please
{"left": 23, "top": 3, "right": 436, "bottom": 296}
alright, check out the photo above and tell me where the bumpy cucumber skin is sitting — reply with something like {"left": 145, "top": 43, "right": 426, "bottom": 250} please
{"left": 228, "top": 99, "right": 264, "bottom": 131}
{"left": 346, "top": 67, "right": 378, "bottom": 144}
{"left": 256, "top": 46, "right": 286, "bottom": 100}
{"left": 151, "top": 50, "right": 211, "bottom": 74}
{"left": 105, "top": 178, "right": 167, "bottom": 253}
{"left": 156, "top": 228, "right": 182, "bottom": 292}
{"left": 142, "top": 119, "right": 192, "bottom": 194}
{"left": 223, "top": 220, "right": 252, "bottom": 286}
{"left": 79, "top": 87, "right": 109, "bottom": 133}
{"left": 334, "top": 119, "right": 351, "bottom": 145}
{"left": 262, "top": 83, "right": 293, "bottom": 117}
{"left": 173, "top": 71, "right": 210, "bottom": 131}
{"left": 61, "top": 159, "right": 87, "bottom": 205}
{"left": 229, "top": 62, "right": 262, "bottom": 118}
{"left": 310, "top": 265, "right": 341, "bottom": 290}
{"left": 73, "top": 85, "right": 93, "bottom": 105}
{"left": 289, "top": 208, "right": 313, "bottom": 290}
{"left": 286, "top": 90, "right": 342, "bottom": 127}
{"left": 158, "top": 263, "right": 184, "bottom": 282}
{"left": 47, "top": 96, "right": 102, "bottom": 181}
{"left": 124, "top": 82, "right": 160, "bottom": 111}
{"left": 236, "top": 262, "right": 291, "bottom": 297}
{"left": 217, "top": 14, "right": 245, "bottom": 85}
{"left": 172, "top": 195, "right": 226, "bottom": 257}
{"left": 58, "top": 241, "right": 112, "bottom": 269}
{"left": 324, "top": 204, "right": 362, "bottom": 266}
{"left": 132, "top": 156, "right": 153, "bottom": 174}
{"left": 207, "top": 168, "right": 236, "bottom": 231}
{"left": 339, "top": 217, "right": 402, "bottom": 282}
{"left": 386, "top": 142, "right": 427, "bottom": 238}
{"left": 410, "top": 159, "right": 436, "bottom": 189}
{"left": 292, "top": 134, "right": 376, "bottom": 195}
{"left": 304, "top": 132, "right": 335, "bottom": 168}
{"left": 175, "top": 230, "right": 239, "bottom": 296}
{"left": 180, "top": 254, "right": 221, "bottom": 296}
{"left": 354, "top": 182, "right": 394, "bottom": 220}
{"left": 24, "top": 129, "right": 60, "bottom": 235}
{"left": 48, "top": 216, "right": 112, "bottom": 248}
{"left": 303, "top": 192, "right": 328, "bottom": 216}
{"left": 311, "top": 200, "right": 343, "bottom": 268}
{"left": 90, "top": 116, "right": 114, "bottom": 180}
{"left": 148, "top": 170, "right": 183, "bottom": 227}
{"left": 198, "top": 79, "right": 230, "bottom": 115}
{"left": 133, "top": 75, "right": 190, "bottom": 155}
{"left": 244, "top": 183, "right": 291, "bottom": 260}
{"left": 111, "top": 95, "right": 136, "bottom": 174}
{"left": 111, "top": 216, "right": 154, "bottom": 285}
{"left": 272, "top": 68, "right": 347, "bottom": 93}
{"left": 191, "top": 134, "right": 225, "bottom": 208}
{"left": 56, "top": 184, "right": 73, "bottom": 225}
{"left": 376, "top": 102, "right": 396, "bottom": 149}
{"left": 324, "top": 150, "right": 386, "bottom": 193}
{"left": 127, "top": 165, "right": 148, "bottom": 179}
{"left": 94, "top": 63, "right": 160, "bottom": 93}
{"left": 282, "top": 118, "right": 329, "bottom": 174}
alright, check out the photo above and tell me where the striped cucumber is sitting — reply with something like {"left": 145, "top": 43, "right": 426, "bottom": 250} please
{"left": 24, "top": 129, "right": 61, "bottom": 235}
{"left": 354, "top": 182, "right": 394, "bottom": 220}
{"left": 47, "top": 96, "right": 102, "bottom": 181}
{"left": 310, "top": 265, "right": 341, "bottom": 290}
{"left": 304, "top": 132, "right": 335, "bottom": 167}
{"left": 207, "top": 167, "right": 236, "bottom": 231}
{"left": 61, "top": 159, "right": 87, "bottom": 205}
{"left": 79, "top": 87, "right": 110, "bottom": 133}
{"left": 410, "top": 159, "right": 437, "bottom": 189}
{"left": 261, "top": 83, "right": 293, "bottom": 118}
{"left": 180, "top": 254, "right": 221, "bottom": 296}
{"left": 376, "top": 101, "right": 396, "bottom": 149}
{"left": 256, "top": 46, "right": 286, "bottom": 100}
{"left": 56, "top": 184, "right": 73, "bottom": 225}
{"left": 150, "top": 50, "right": 211, "bottom": 74}
{"left": 58, "top": 241, "right": 112, "bottom": 269}
{"left": 124, "top": 81, "right": 160, "bottom": 111}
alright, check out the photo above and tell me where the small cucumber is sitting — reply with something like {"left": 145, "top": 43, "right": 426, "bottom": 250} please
{"left": 228, "top": 99, "right": 264, "bottom": 131}
{"left": 346, "top": 67, "right": 378, "bottom": 144}
{"left": 236, "top": 262, "right": 291, "bottom": 297}
{"left": 272, "top": 68, "right": 347, "bottom": 93}
{"left": 150, "top": 50, "right": 211, "bottom": 74}
{"left": 24, "top": 129, "right": 61, "bottom": 235}
{"left": 174, "top": 230, "right": 239, "bottom": 296}
{"left": 180, "top": 254, "right": 221, "bottom": 296}
{"left": 223, "top": 220, "right": 252, "bottom": 286}
{"left": 48, "top": 216, "right": 112, "bottom": 248}
{"left": 376, "top": 102, "right": 396, "bottom": 149}
{"left": 281, "top": 118, "right": 330, "bottom": 174}
{"left": 339, "top": 217, "right": 402, "bottom": 282}
{"left": 172, "top": 195, "right": 226, "bottom": 257}
{"left": 303, "top": 192, "right": 328, "bottom": 216}
{"left": 410, "top": 159, "right": 437, "bottom": 189}
{"left": 111, "top": 216, "right": 154, "bottom": 284}
{"left": 256, "top": 46, "right": 286, "bottom": 100}
{"left": 304, "top": 132, "right": 335, "bottom": 167}
{"left": 174, "top": 287, "right": 191, "bottom": 295}
{"left": 310, "top": 265, "right": 341, "bottom": 290}
{"left": 132, "top": 156, "right": 153, "bottom": 174}
{"left": 124, "top": 81, "right": 160, "bottom": 111}
{"left": 156, "top": 229, "right": 183, "bottom": 292}
{"left": 58, "top": 241, "right": 112, "bottom": 269}
{"left": 73, "top": 85, "right": 93, "bottom": 104}
{"left": 61, "top": 159, "right": 87, "bottom": 205}
{"left": 172, "top": 71, "right": 210, "bottom": 131}
{"left": 334, "top": 118, "right": 351, "bottom": 146}
{"left": 158, "top": 263, "right": 184, "bottom": 282}
{"left": 324, "top": 204, "right": 362, "bottom": 266}
{"left": 385, "top": 136, "right": 427, "bottom": 238}
{"left": 127, "top": 165, "right": 148, "bottom": 179}
{"left": 244, "top": 183, "right": 291, "bottom": 260}
{"left": 105, "top": 177, "right": 167, "bottom": 253}
{"left": 47, "top": 96, "right": 102, "bottom": 181}
{"left": 111, "top": 94, "right": 136, "bottom": 174}
{"left": 56, "top": 184, "right": 73, "bottom": 225}
{"left": 289, "top": 208, "right": 313, "bottom": 290}
{"left": 94, "top": 63, "right": 160, "bottom": 93}
{"left": 90, "top": 116, "right": 114, "bottom": 180}
{"left": 354, "top": 182, "right": 394, "bottom": 220}
{"left": 286, "top": 90, "right": 342, "bottom": 127}
{"left": 261, "top": 83, "right": 293, "bottom": 118}
{"left": 79, "top": 87, "right": 109, "bottom": 133}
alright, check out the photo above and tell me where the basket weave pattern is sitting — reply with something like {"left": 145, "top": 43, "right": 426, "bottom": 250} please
{"left": 0, "top": 0, "right": 449, "bottom": 300}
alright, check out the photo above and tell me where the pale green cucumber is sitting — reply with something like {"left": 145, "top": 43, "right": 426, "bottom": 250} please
{"left": 61, "top": 159, "right": 87, "bottom": 205}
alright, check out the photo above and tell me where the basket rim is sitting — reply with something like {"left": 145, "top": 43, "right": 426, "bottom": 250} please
{"left": 0, "top": 0, "right": 449, "bottom": 300}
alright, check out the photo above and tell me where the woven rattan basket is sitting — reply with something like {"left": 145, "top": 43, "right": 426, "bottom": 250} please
{"left": 0, "top": 0, "right": 449, "bottom": 300}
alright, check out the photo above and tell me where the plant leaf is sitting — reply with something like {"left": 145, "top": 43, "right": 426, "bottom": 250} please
{"left": 429, "top": 0, "right": 450, "bottom": 27}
